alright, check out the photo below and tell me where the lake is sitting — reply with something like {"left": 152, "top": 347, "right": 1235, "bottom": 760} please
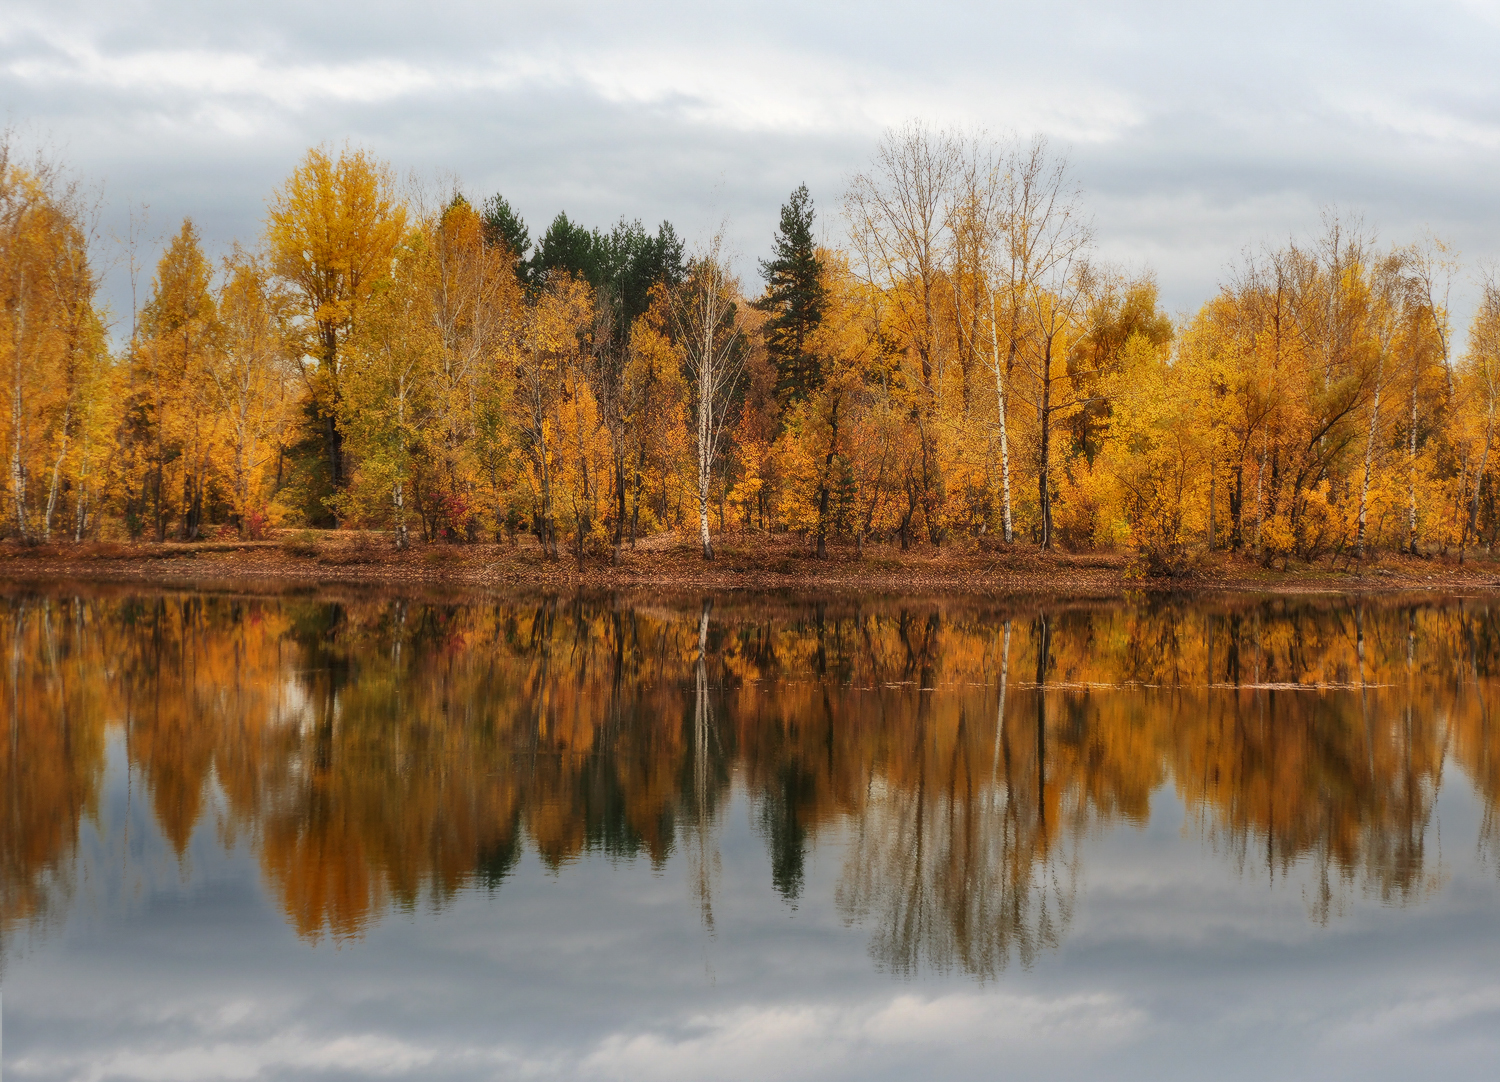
{"left": 3, "top": 585, "right": 1499, "bottom": 1081}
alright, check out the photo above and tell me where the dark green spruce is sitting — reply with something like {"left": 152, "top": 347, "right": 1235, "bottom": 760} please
{"left": 757, "top": 184, "right": 827, "bottom": 410}
{"left": 480, "top": 194, "right": 532, "bottom": 281}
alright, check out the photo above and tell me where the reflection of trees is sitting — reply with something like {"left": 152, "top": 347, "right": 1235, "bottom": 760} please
{"left": 835, "top": 616, "right": 1082, "bottom": 977}
{"left": 3, "top": 589, "right": 1499, "bottom": 970}
{"left": 1, "top": 598, "right": 111, "bottom": 962}
{"left": 1446, "top": 606, "right": 1500, "bottom": 868}
{"left": 1164, "top": 603, "right": 1447, "bottom": 918}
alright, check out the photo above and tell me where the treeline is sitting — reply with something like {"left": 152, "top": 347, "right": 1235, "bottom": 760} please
{"left": 4, "top": 126, "right": 1499, "bottom": 568}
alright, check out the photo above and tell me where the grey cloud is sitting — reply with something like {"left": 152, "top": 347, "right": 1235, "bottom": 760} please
{"left": 3, "top": 0, "right": 1498, "bottom": 327}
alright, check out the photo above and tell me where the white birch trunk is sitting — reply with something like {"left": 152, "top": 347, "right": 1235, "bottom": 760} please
{"left": 676, "top": 246, "right": 744, "bottom": 562}
{"left": 698, "top": 319, "right": 714, "bottom": 560}
{"left": 43, "top": 404, "right": 69, "bottom": 542}
{"left": 73, "top": 429, "right": 90, "bottom": 542}
{"left": 987, "top": 293, "right": 1014, "bottom": 544}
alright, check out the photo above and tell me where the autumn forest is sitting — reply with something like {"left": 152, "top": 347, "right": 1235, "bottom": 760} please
{"left": 2, "top": 126, "right": 1496, "bottom": 571}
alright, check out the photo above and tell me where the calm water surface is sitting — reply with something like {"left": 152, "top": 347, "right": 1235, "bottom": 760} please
{"left": 3, "top": 586, "right": 1500, "bottom": 1081}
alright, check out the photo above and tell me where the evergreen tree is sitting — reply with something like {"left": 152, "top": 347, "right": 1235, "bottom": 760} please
{"left": 757, "top": 184, "right": 826, "bottom": 408}
{"left": 529, "top": 212, "right": 602, "bottom": 287}
{"left": 480, "top": 194, "right": 531, "bottom": 282}
{"left": 597, "top": 219, "right": 687, "bottom": 332}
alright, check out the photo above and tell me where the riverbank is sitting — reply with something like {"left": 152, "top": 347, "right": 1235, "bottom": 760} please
{"left": 2, "top": 530, "right": 1498, "bottom": 595}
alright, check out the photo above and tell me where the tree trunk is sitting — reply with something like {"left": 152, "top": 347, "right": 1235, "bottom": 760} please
{"left": 153, "top": 436, "right": 166, "bottom": 544}
{"left": 1208, "top": 463, "right": 1216, "bottom": 552}
{"left": 73, "top": 429, "right": 91, "bottom": 542}
{"left": 1357, "top": 366, "right": 1383, "bottom": 559}
{"left": 9, "top": 276, "right": 32, "bottom": 542}
{"left": 816, "top": 399, "right": 839, "bottom": 560}
{"left": 1230, "top": 462, "right": 1244, "bottom": 549}
{"left": 1469, "top": 390, "right": 1495, "bottom": 546}
{"left": 697, "top": 324, "right": 715, "bottom": 561}
{"left": 613, "top": 454, "right": 626, "bottom": 565}
{"left": 1408, "top": 368, "right": 1420, "bottom": 554}
{"left": 43, "top": 405, "right": 68, "bottom": 542}
{"left": 321, "top": 328, "right": 344, "bottom": 517}
{"left": 698, "top": 483, "right": 714, "bottom": 560}
{"left": 393, "top": 478, "right": 409, "bottom": 549}
{"left": 1255, "top": 430, "right": 1267, "bottom": 555}
{"left": 1038, "top": 348, "right": 1053, "bottom": 549}
{"left": 988, "top": 293, "right": 1014, "bottom": 544}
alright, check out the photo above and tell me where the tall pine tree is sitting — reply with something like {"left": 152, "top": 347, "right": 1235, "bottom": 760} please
{"left": 480, "top": 194, "right": 532, "bottom": 283}
{"left": 757, "top": 184, "right": 826, "bottom": 408}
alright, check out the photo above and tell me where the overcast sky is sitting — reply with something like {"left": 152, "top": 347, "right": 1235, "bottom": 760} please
{"left": 4, "top": 0, "right": 1499, "bottom": 330}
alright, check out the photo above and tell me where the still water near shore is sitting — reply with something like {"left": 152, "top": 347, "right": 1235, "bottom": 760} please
{"left": 3, "top": 585, "right": 1500, "bottom": 1081}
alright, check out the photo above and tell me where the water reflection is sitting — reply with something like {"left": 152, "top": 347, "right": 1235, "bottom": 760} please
{"left": 2, "top": 588, "right": 1496, "bottom": 976}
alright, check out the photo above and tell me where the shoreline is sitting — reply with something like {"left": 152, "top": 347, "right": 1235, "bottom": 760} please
{"left": 2, "top": 533, "right": 1498, "bottom": 598}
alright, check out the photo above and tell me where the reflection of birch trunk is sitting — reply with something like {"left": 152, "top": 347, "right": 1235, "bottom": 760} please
{"left": 691, "top": 599, "right": 718, "bottom": 933}
{"left": 991, "top": 620, "right": 1011, "bottom": 782}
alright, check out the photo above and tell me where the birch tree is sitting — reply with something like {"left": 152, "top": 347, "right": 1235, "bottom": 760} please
{"left": 845, "top": 124, "right": 961, "bottom": 541}
{"left": 1406, "top": 238, "right": 1455, "bottom": 552}
{"left": 992, "top": 139, "right": 1091, "bottom": 549}
{"left": 673, "top": 236, "right": 745, "bottom": 560}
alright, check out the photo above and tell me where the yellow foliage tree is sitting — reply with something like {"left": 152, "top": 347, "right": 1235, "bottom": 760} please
{"left": 266, "top": 145, "right": 406, "bottom": 519}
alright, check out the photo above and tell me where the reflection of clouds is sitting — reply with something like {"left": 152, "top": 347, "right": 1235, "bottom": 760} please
{"left": 12, "top": 989, "right": 1143, "bottom": 1081}
{"left": 1326, "top": 984, "right": 1500, "bottom": 1047}
{"left": 579, "top": 991, "right": 1145, "bottom": 1082}
{"left": 18, "top": 1030, "right": 452, "bottom": 1081}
